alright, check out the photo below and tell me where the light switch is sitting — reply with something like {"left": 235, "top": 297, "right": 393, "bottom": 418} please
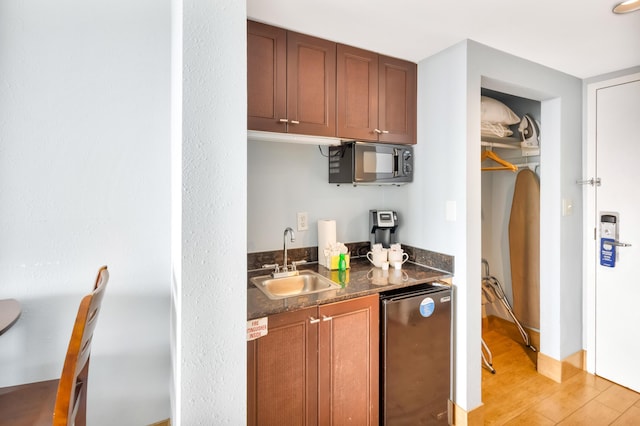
{"left": 562, "top": 199, "right": 573, "bottom": 216}
{"left": 446, "top": 201, "right": 457, "bottom": 222}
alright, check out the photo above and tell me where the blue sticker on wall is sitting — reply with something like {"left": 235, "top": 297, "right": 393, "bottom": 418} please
{"left": 420, "top": 297, "right": 435, "bottom": 317}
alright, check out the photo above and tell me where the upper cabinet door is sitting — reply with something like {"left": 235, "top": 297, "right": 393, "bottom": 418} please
{"left": 337, "top": 47, "right": 417, "bottom": 144}
{"left": 287, "top": 31, "right": 336, "bottom": 137}
{"left": 336, "top": 44, "right": 379, "bottom": 141}
{"left": 378, "top": 55, "right": 417, "bottom": 144}
{"left": 247, "top": 21, "right": 287, "bottom": 132}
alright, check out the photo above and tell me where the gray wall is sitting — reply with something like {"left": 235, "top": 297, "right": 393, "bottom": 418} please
{"left": 0, "top": 0, "right": 171, "bottom": 424}
{"left": 248, "top": 141, "right": 410, "bottom": 253}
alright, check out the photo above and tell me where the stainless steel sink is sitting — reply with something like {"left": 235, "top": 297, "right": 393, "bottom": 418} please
{"left": 251, "top": 270, "right": 341, "bottom": 300}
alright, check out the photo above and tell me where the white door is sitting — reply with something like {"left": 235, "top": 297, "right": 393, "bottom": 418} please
{"left": 594, "top": 77, "right": 640, "bottom": 392}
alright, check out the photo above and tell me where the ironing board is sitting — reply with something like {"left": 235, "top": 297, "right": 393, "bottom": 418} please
{"left": 508, "top": 168, "right": 540, "bottom": 330}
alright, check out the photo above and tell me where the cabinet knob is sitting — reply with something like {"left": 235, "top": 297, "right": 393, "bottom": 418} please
{"left": 279, "top": 118, "right": 289, "bottom": 123}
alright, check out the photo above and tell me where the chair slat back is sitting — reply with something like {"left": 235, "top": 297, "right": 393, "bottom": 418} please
{"left": 53, "top": 266, "right": 109, "bottom": 426}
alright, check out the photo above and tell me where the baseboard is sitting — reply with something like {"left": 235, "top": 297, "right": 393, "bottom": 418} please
{"left": 537, "top": 350, "right": 585, "bottom": 383}
{"left": 451, "top": 400, "right": 484, "bottom": 426}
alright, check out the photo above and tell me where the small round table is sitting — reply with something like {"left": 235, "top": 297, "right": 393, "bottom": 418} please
{"left": 0, "top": 299, "right": 21, "bottom": 335}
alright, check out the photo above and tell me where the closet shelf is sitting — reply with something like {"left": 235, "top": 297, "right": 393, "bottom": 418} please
{"left": 481, "top": 137, "right": 540, "bottom": 157}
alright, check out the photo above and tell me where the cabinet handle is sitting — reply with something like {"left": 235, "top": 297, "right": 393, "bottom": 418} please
{"left": 381, "top": 130, "right": 389, "bottom": 134}
{"left": 309, "top": 317, "right": 320, "bottom": 324}
{"left": 374, "top": 128, "right": 382, "bottom": 134}
{"left": 278, "top": 118, "right": 289, "bottom": 123}
{"left": 290, "top": 120, "right": 300, "bottom": 125}
{"left": 322, "top": 315, "right": 333, "bottom": 322}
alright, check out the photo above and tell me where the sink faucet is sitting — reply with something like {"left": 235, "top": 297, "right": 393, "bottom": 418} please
{"left": 283, "top": 227, "right": 295, "bottom": 272}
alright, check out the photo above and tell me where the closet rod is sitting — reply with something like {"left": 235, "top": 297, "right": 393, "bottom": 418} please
{"left": 514, "top": 162, "right": 539, "bottom": 170}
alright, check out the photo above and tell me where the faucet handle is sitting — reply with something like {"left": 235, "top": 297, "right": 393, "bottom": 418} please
{"left": 262, "top": 263, "right": 280, "bottom": 273}
{"left": 291, "top": 260, "right": 307, "bottom": 270}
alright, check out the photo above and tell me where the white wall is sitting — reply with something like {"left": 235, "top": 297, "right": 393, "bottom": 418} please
{"left": 247, "top": 141, "right": 410, "bottom": 253}
{"left": 0, "top": 1, "right": 171, "bottom": 424}
{"left": 177, "top": 0, "right": 247, "bottom": 424}
{"left": 408, "top": 41, "right": 479, "bottom": 410}
{"left": 405, "top": 40, "right": 583, "bottom": 412}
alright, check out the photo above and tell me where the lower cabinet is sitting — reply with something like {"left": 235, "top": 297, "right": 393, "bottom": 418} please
{"left": 247, "top": 294, "right": 379, "bottom": 425}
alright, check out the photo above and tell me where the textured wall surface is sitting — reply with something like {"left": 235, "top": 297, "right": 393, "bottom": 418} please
{"left": 179, "top": 0, "right": 247, "bottom": 424}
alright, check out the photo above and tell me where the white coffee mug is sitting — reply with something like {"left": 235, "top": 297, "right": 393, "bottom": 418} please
{"left": 366, "top": 248, "right": 388, "bottom": 268}
{"left": 388, "top": 250, "right": 409, "bottom": 264}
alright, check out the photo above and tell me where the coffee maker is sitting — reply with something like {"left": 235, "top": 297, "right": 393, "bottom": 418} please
{"left": 369, "top": 210, "right": 399, "bottom": 248}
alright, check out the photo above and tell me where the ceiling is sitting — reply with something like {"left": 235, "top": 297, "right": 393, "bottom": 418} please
{"left": 247, "top": 0, "right": 640, "bottom": 79}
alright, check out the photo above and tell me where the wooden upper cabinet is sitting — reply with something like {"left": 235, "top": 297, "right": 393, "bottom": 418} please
{"left": 378, "top": 55, "right": 416, "bottom": 144}
{"left": 248, "top": 20, "right": 416, "bottom": 143}
{"left": 247, "top": 21, "right": 287, "bottom": 133}
{"left": 247, "top": 21, "right": 336, "bottom": 136}
{"left": 337, "top": 45, "right": 416, "bottom": 144}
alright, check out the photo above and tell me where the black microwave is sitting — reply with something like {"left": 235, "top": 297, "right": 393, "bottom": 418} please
{"left": 328, "top": 142, "right": 413, "bottom": 185}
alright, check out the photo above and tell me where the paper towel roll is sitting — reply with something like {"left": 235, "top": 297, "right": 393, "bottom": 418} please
{"left": 317, "top": 220, "right": 336, "bottom": 261}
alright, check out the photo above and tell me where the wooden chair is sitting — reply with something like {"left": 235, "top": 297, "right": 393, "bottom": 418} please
{"left": 0, "top": 266, "right": 109, "bottom": 426}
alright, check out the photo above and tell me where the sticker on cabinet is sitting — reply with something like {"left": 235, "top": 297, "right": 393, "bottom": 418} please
{"left": 247, "top": 317, "right": 268, "bottom": 341}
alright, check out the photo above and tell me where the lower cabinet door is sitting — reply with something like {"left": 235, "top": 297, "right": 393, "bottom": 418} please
{"left": 247, "top": 306, "right": 318, "bottom": 426}
{"left": 318, "top": 294, "right": 379, "bottom": 425}
{"left": 247, "top": 295, "right": 379, "bottom": 426}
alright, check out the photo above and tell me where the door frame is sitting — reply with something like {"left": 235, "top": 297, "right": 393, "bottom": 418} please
{"left": 584, "top": 71, "right": 640, "bottom": 374}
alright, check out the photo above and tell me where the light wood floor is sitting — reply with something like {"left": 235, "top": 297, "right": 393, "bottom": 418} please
{"left": 482, "top": 328, "right": 640, "bottom": 425}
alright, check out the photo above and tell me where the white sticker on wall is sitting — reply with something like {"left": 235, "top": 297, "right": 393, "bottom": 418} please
{"left": 419, "top": 297, "right": 435, "bottom": 317}
{"left": 247, "top": 317, "right": 268, "bottom": 341}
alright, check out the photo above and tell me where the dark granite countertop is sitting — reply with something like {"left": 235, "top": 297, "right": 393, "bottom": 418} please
{"left": 247, "top": 256, "right": 452, "bottom": 320}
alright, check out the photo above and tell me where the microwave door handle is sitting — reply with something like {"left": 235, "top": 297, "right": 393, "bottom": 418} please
{"left": 393, "top": 149, "right": 399, "bottom": 177}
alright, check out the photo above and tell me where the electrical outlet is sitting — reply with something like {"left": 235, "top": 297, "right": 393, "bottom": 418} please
{"left": 297, "top": 212, "right": 309, "bottom": 231}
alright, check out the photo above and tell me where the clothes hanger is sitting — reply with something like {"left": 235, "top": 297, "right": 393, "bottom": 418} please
{"left": 481, "top": 149, "right": 517, "bottom": 172}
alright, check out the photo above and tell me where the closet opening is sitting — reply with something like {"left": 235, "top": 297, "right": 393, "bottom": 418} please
{"left": 480, "top": 87, "right": 541, "bottom": 380}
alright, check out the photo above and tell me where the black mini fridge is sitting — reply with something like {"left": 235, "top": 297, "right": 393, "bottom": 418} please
{"left": 380, "top": 284, "right": 452, "bottom": 425}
